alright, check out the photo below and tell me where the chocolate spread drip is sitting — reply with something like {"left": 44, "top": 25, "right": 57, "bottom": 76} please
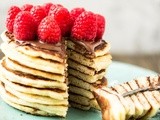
{"left": 122, "top": 85, "right": 160, "bottom": 97}
{"left": 5, "top": 31, "right": 66, "bottom": 58}
{"left": 122, "top": 77, "right": 160, "bottom": 97}
{"left": 93, "top": 77, "right": 108, "bottom": 88}
{"left": 71, "top": 38, "right": 106, "bottom": 56}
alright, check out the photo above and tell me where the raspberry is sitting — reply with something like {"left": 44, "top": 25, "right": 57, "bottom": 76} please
{"left": 13, "top": 11, "right": 36, "bottom": 40}
{"left": 48, "top": 4, "right": 64, "bottom": 15}
{"left": 38, "top": 16, "right": 61, "bottom": 43}
{"left": 21, "top": 4, "right": 33, "bottom": 11}
{"left": 70, "top": 8, "right": 85, "bottom": 27}
{"left": 71, "top": 11, "right": 97, "bottom": 41}
{"left": 48, "top": 6, "right": 70, "bottom": 36}
{"left": 43, "top": 2, "right": 53, "bottom": 14}
{"left": 6, "top": 6, "right": 21, "bottom": 33}
{"left": 56, "top": 4, "right": 63, "bottom": 7}
{"left": 96, "top": 14, "right": 105, "bottom": 40}
{"left": 30, "top": 5, "right": 46, "bottom": 26}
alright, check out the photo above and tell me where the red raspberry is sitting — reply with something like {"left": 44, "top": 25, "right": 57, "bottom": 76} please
{"left": 30, "top": 5, "right": 46, "bottom": 26}
{"left": 38, "top": 16, "right": 61, "bottom": 43}
{"left": 43, "top": 3, "right": 53, "bottom": 14}
{"left": 48, "top": 6, "right": 70, "bottom": 36}
{"left": 96, "top": 14, "right": 105, "bottom": 40}
{"left": 71, "top": 11, "right": 97, "bottom": 41}
{"left": 6, "top": 6, "right": 21, "bottom": 33}
{"left": 21, "top": 4, "right": 33, "bottom": 11}
{"left": 13, "top": 11, "right": 36, "bottom": 40}
{"left": 47, "top": 4, "right": 64, "bottom": 15}
{"left": 70, "top": 8, "right": 85, "bottom": 27}
{"left": 56, "top": 4, "right": 63, "bottom": 7}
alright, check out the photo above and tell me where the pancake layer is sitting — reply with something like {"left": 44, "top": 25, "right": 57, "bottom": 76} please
{"left": 67, "top": 39, "right": 112, "bottom": 110}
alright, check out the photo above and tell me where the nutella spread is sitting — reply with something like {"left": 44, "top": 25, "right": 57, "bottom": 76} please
{"left": 5, "top": 31, "right": 66, "bottom": 58}
{"left": 122, "top": 82, "right": 160, "bottom": 97}
{"left": 71, "top": 38, "right": 107, "bottom": 56}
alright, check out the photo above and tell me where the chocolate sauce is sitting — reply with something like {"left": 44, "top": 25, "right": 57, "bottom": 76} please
{"left": 122, "top": 85, "right": 160, "bottom": 97}
{"left": 5, "top": 31, "right": 66, "bottom": 58}
{"left": 71, "top": 38, "right": 106, "bottom": 56}
{"left": 93, "top": 77, "right": 108, "bottom": 88}
{"left": 122, "top": 77, "right": 160, "bottom": 97}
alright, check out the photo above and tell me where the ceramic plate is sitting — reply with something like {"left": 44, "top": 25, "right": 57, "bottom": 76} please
{"left": 0, "top": 60, "right": 159, "bottom": 120}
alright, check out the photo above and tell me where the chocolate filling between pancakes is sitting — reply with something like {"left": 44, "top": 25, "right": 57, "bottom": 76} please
{"left": 5, "top": 31, "right": 66, "bottom": 59}
{"left": 70, "top": 38, "right": 107, "bottom": 57}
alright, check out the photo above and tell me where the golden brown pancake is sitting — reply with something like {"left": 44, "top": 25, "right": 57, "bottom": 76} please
{"left": 94, "top": 76, "right": 160, "bottom": 120}
{"left": 68, "top": 68, "right": 106, "bottom": 83}
{"left": 5, "top": 85, "right": 68, "bottom": 106}
{"left": 1, "top": 31, "right": 65, "bottom": 63}
{"left": 0, "top": 82, "right": 68, "bottom": 117}
{"left": 5, "top": 58, "right": 65, "bottom": 82}
{"left": 67, "top": 49, "right": 112, "bottom": 71}
{"left": 68, "top": 59, "right": 110, "bottom": 76}
{"left": 69, "top": 101, "right": 90, "bottom": 110}
{"left": 69, "top": 75, "right": 107, "bottom": 91}
{"left": 1, "top": 43, "right": 66, "bottom": 75}
{"left": 0, "top": 62, "right": 67, "bottom": 90}
{"left": 67, "top": 39, "right": 111, "bottom": 58}
{"left": 0, "top": 72, "right": 68, "bottom": 100}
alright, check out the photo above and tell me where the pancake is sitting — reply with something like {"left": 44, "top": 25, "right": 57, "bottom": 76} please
{"left": 67, "top": 39, "right": 111, "bottom": 58}
{"left": 68, "top": 59, "right": 110, "bottom": 75}
{"left": 69, "top": 85, "right": 94, "bottom": 99}
{"left": 68, "top": 49, "right": 112, "bottom": 71}
{"left": 0, "top": 72, "right": 68, "bottom": 100}
{"left": 111, "top": 85, "right": 136, "bottom": 118}
{"left": 69, "top": 93, "right": 90, "bottom": 106}
{"left": 94, "top": 88, "right": 127, "bottom": 120}
{"left": 94, "top": 76, "right": 160, "bottom": 120}
{"left": 152, "top": 91, "right": 160, "bottom": 104}
{"left": 1, "top": 31, "right": 65, "bottom": 63}
{"left": 68, "top": 68, "right": 105, "bottom": 83}
{"left": 69, "top": 101, "right": 90, "bottom": 110}
{"left": 0, "top": 82, "right": 68, "bottom": 117}
{"left": 1, "top": 43, "right": 65, "bottom": 75}
{"left": 125, "top": 80, "right": 151, "bottom": 118}
{"left": 2, "top": 98, "right": 56, "bottom": 116}
{"left": 135, "top": 77, "right": 160, "bottom": 119}
{"left": 5, "top": 58, "right": 65, "bottom": 82}
{"left": 69, "top": 75, "right": 107, "bottom": 91}
{"left": 69, "top": 93, "right": 100, "bottom": 110}
{"left": 121, "top": 83, "right": 144, "bottom": 118}
{"left": 5, "top": 85, "right": 68, "bottom": 106}
{"left": 0, "top": 62, "right": 67, "bottom": 90}
{"left": 90, "top": 99, "right": 100, "bottom": 110}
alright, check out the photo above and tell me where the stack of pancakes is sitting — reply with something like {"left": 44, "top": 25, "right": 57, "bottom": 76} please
{"left": 67, "top": 39, "right": 112, "bottom": 110}
{"left": 0, "top": 31, "right": 68, "bottom": 117}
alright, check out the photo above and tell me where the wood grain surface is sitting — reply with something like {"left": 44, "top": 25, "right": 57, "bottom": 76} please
{"left": 113, "top": 54, "right": 160, "bottom": 73}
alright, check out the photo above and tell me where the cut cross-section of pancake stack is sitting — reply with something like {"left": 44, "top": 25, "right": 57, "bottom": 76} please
{"left": 0, "top": 31, "right": 68, "bottom": 117}
{"left": 94, "top": 76, "right": 160, "bottom": 120}
{"left": 67, "top": 39, "right": 112, "bottom": 110}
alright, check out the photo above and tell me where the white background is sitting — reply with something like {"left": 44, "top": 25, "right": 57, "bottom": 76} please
{"left": 0, "top": 0, "right": 160, "bottom": 55}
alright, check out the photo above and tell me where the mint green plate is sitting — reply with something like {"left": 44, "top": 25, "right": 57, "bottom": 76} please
{"left": 0, "top": 61, "right": 159, "bottom": 120}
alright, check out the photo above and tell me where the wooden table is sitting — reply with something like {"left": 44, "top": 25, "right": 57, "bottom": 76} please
{"left": 113, "top": 54, "right": 160, "bottom": 73}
